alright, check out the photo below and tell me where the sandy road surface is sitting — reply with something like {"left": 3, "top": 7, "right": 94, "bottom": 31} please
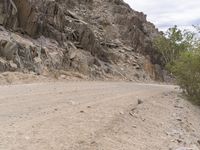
{"left": 0, "top": 82, "right": 200, "bottom": 150}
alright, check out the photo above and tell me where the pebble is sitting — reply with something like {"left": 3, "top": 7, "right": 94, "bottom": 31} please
{"left": 174, "top": 105, "right": 184, "bottom": 109}
{"left": 132, "top": 125, "right": 137, "bottom": 128}
{"left": 80, "top": 110, "right": 85, "bottom": 113}
{"left": 60, "top": 75, "right": 66, "bottom": 79}
{"left": 198, "top": 140, "right": 200, "bottom": 145}
{"left": 176, "top": 118, "right": 182, "bottom": 122}
{"left": 137, "top": 99, "right": 143, "bottom": 105}
{"left": 119, "top": 111, "right": 124, "bottom": 115}
{"left": 177, "top": 139, "right": 183, "bottom": 143}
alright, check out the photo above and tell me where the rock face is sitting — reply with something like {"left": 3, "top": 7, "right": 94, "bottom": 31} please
{"left": 0, "top": 0, "right": 164, "bottom": 81}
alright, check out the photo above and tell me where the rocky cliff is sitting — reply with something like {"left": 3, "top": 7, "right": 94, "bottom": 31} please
{"left": 0, "top": 0, "right": 164, "bottom": 81}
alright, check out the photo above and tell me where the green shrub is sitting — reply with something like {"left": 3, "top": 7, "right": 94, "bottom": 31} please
{"left": 153, "top": 26, "right": 187, "bottom": 66}
{"left": 153, "top": 25, "right": 200, "bottom": 105}
{"left": 170, "top": 50, "right": 200, "bottom": 104}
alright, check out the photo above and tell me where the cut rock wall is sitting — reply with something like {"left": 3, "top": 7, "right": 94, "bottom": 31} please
{"left": 0, "top": 0, "right": 166, "bottom": 81}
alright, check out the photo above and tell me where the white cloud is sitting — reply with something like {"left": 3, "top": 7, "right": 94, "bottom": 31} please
{"left": 124, "top": 0, "right": 200, "bottom": 31}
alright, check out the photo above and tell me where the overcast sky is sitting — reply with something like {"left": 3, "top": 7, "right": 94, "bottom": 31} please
{"left": 124, "top": 0, "right": 200, "bottom": 31}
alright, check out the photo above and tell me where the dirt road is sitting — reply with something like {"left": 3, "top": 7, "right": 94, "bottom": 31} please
{"left": 0, "top": 82, "right": 199, "bottom": 150}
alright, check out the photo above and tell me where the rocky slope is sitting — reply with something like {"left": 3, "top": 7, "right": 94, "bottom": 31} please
{"left": 0, "top": 0, "right": 165, "bottom": 81}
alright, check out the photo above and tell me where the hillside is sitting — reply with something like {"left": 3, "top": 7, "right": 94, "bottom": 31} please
{"left": 0, "top": 0, "right": 164, "bottom": 81}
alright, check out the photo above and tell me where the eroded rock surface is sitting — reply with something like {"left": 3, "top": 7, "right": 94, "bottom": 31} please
{"left": 0, "top": 0, "right": 166, "bottom": 81}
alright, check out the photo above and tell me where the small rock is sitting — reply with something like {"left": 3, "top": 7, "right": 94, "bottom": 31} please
{"left": 9, "top": 61, "right": 18, "bottom": 71}
{"left": 177, "top": 139, "right": 182, "bottom": 143}
{"left": 132, "top": 63, "right": 137, "bottom": 67}
{"left": 197, "top": 140, "right": 200, "bottom": 145}
{"left": 119, "top": 49, "right": 125, "bottom": 53}
{"left": 129, "top": 112, "right": 134, "bottom": 117}
{"left": 136, "top": 66, "right": 141, "bottom": 70}
{"left": 69, "top": 51, "right": 77, "bottom": 59}
{"left": 80, "top": 110, "right": 85, "bottom": 113}
{"left": 174, "top": 105, "right": 184, "bottom": 109}
{"left": 142, "top": 118, "right": 146, "bottom": 122}
{"left": 119, "top": 111, "right": 124, "bottom": 115}
{"left": 87, "top": 106, "right": 91, "bottom": 108}
{"left": 137, "top": 99, "right": 143, "bottom": 105}
{"left": 131, "top": 107, "right": 136, "bottom": 112}
{"left": 60, "top": 75, "right": 66, "bottom": 79}
{"left": 132, "top": 125, "right": 137, "bottom": 128}
{"left": 176, "top": 118, "right": 182, "bottom": 122}
{"left": 91, "top": 141, "right": 97, "bottom": 145}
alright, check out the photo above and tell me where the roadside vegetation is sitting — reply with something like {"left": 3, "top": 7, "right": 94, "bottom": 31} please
{"left": 154, "top": 25, "right": 200, "bottom": 105}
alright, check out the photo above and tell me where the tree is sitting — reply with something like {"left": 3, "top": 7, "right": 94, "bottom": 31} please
{"left": 153, "top": 26, "right": 187, "bottom": 66}
{"left": 154, "top": 25, "right": 200, "bottom": 105}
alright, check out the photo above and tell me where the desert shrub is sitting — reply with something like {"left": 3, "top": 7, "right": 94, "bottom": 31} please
{"left": 153, "top": 26, "right": 187, "bottom": 65}
{"left": 154, "top": 25, "right": 200, "bottom": 105}
{"left": 170, "top": 50, "right": 200, "bottom": 104}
